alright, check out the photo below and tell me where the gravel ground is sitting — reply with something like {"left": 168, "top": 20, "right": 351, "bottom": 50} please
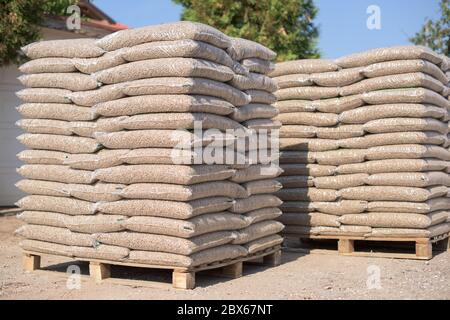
{"left": 1, "top": 215, "right": 449, "bottom": 300}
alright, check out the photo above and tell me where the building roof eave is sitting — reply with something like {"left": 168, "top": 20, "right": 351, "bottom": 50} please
{"left": 42, "top": 15, "right": 127, "bottom": 37}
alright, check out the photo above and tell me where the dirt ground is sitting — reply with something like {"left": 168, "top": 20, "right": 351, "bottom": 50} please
{"left": 1, "top": 215, "right": 449, "bottom": 300}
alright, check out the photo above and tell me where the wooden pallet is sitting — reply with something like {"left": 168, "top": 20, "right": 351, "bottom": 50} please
{"left": 283, "top": 232, "right": 450, "bottom": 260}
{"left": 22, "top": 246, "right": 281, "bottom": 290}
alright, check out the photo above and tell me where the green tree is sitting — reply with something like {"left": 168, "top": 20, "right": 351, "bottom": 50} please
{"left": 0, "top": 0, "right": 75, "bottom": 66}
{"left": 410, "top": 0, "right": 449, "bottom": 56}
{"left": 173, "top": 0, "right": 320, "bottom": 61}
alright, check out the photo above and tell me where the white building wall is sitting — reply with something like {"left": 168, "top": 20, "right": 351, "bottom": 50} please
{"left": 0, "top": 28, "right": 93, "bottom": 206}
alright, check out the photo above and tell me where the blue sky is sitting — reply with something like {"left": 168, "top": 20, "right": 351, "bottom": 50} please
{"left": 94, "top": 0, "right": 442, "bottom": 59}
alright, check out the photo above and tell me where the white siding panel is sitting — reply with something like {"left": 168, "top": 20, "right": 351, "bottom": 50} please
{"left": 0, "top": 28, "right": 101, "bottom": 206}
{"left": 0, "top": 65, "right": 23, "bottom": 205}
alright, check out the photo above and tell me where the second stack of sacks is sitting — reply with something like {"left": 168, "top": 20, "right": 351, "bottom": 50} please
{"left": 15, "top": 22, "right": 283, "bottom": 269}
{"left": 271, "top": 46, "right": 450, "bottom": 239}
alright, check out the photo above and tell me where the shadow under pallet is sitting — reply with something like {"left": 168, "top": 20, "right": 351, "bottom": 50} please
{"left": 22, "top": 246, "right": 282, "bottom": 290}
{"left": 283, "top": 232, "right": 450, "bottom": 260}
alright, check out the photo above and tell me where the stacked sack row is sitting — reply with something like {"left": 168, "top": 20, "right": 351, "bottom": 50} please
{"left": 226, "top": 38, "right": 284, "bottom": 254}
{"left": 271, "top": 46, "right": 450, "bottom": 239}
{"left": 15, "top": 22, "right": 283, "bottom": 269}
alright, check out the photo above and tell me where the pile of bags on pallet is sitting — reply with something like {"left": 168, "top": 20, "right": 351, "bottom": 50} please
{"left": 272, "top": 46, "right": 450, "bottom": 239}
{"left": 15, "top": 22, "right": 283, "bottom": 269}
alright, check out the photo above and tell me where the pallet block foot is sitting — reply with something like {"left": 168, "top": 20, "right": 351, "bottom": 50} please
{"left": 172, "top": 271, "right": 195, "bottom": 289}
{"left": 415, "top": 241, "right": 432, "bottom": 259}
{"left": 220, "top": 261, "right": 243, "bottom": 279}
{"left": 89, "top": 262, "right": 111, "bottom": 283}
{"left": 23, "top": 254, "right": 40, "bottom": 272}
{"left": 338, "top": 239, "right": 355, "bottom": 254}
{"left": 263, "top": 250, "right": 281, "bottom": 267}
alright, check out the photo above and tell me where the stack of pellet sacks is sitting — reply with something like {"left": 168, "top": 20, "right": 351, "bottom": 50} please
{"left": 272, "top": 46, "right": 450, "bottom": 241}
{"left": 14, "top": 22, "right": 283, "bottom": 273}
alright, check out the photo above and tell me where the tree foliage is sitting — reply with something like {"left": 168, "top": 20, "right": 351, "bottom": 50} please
{"left": 0, "top": 0, "right": 75, "bottom": 65}
{"left": 410, "top": 0, "right": 449, "bottom": 56}
{"left": 173, "top": 0, "right": 320, "bottom": 61}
